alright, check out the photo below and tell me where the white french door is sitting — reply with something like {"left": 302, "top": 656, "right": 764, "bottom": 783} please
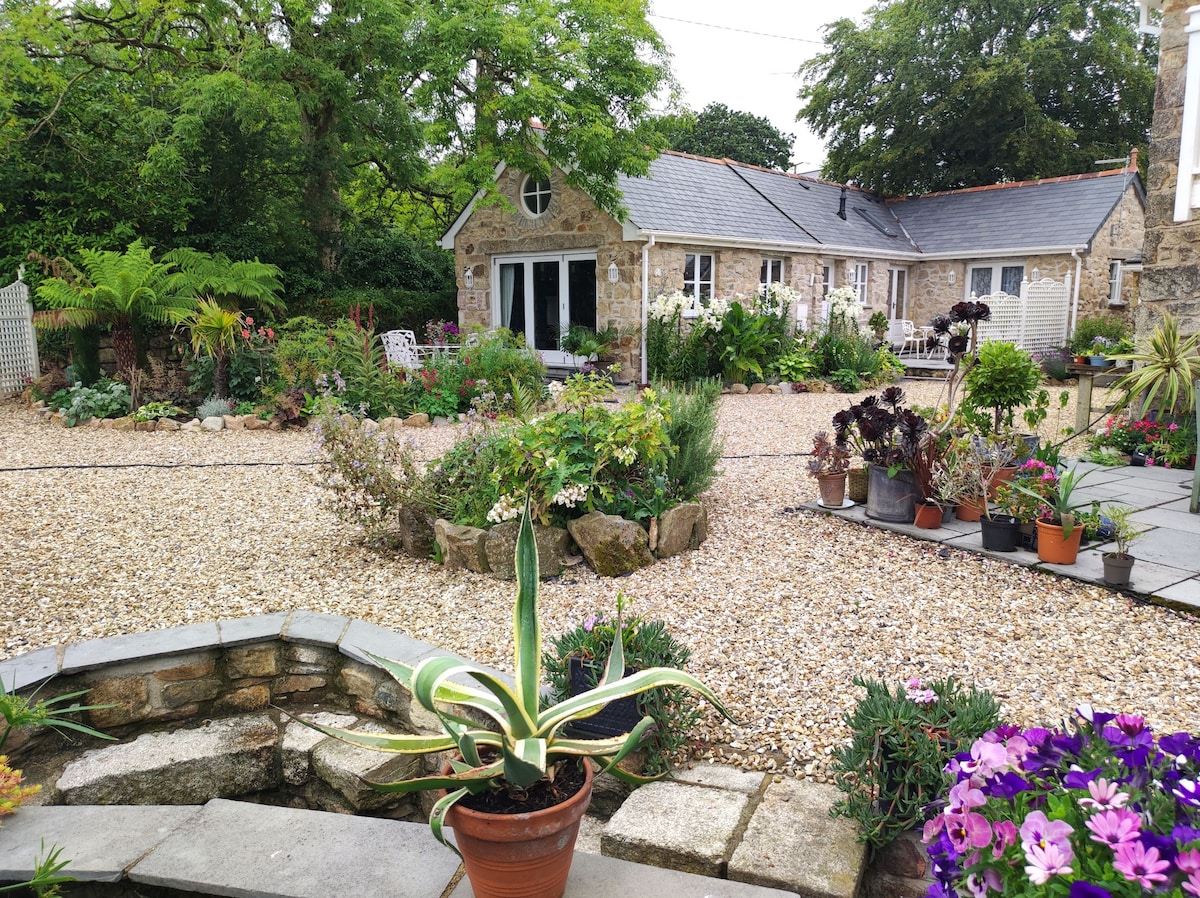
{"left": 493, "top": 252, "right": 597, "bottom": 366}
{"left": 888, "top": 268, "right": 908, "bottom": 319}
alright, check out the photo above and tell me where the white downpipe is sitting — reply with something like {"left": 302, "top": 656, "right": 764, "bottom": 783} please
{"left": 1069, "top": 249, "right": 1083, "bottom": 337}
{"left": 640, "top": 233, "right": 656, "bottom": 386}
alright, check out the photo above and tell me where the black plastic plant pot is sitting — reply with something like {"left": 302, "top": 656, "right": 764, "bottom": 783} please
{"left": 565, "top": 656, "right": 644, "bottom": 739}
{"left": 980, "top": 514, "right": 1020, "bottom": 552}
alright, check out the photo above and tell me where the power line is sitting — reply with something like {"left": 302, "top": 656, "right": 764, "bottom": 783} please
{"left": 648, "top": 14, "right": 825, "bottom": 45}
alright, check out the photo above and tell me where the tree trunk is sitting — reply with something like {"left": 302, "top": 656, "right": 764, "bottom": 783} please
{"left": 214, "top": 352, "right": 231, "bottom": 400}
{"left": 110, "top": 317, "right": 138, "bottom": 381}
{"left": 297, "top": 97, "right": 342, "bottom": 273}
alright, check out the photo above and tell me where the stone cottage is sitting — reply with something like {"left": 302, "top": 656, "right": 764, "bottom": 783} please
{"left": 441, "top": 151, "right": 1144, "bottom": 378}
{"left": 1134, "top": 0, "right": 1200, "bottom": 336}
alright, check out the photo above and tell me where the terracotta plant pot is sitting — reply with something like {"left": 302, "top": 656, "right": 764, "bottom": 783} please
{"left": 446, "top": 760, "right": 594, "bottom": 898}
{"left": 1036, "top": 520, "right": 1084, "bottom": 565}
{"left": 817, "top": 471, "right": 848, "bottom": 507}
{"left": 1103, "top": 552, "right": 1136, "bottom": 586}
{"left": 956, "top": 496, "right": 987, "bottom": 522}
{"left": 984, "top": 464, "right": 1018, "bottom": 500}
{"left": 913, "top": 501, "right": 942, "bottom": 529}
{"left": 847, "top": 466, "right": 869, "bottom": 503}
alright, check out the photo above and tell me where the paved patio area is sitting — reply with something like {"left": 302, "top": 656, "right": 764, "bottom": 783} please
{"left": 815, "top": 460, "right": 1200, "bottom": 610}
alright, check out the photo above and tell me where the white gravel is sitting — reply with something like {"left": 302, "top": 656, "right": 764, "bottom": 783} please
{"left": 1, "top": 380, "right": 1197, "bottom": 781}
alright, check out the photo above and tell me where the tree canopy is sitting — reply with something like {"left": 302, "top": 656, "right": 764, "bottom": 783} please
{"left": 0, "top": 0, "right": 671, "bottom": 277}
{"left": 798, "top": 0, "right": 1157, "bottom": 195}
{"left": 659, "top": 103, "right": 794, "bottom": 170}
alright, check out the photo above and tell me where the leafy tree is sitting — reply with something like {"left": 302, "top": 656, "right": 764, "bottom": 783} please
{"left": 664, "top": 103, "right": 794, "bottom": 170}
{"left": 798, "top": 0, "right": 1157, "bottom": 195}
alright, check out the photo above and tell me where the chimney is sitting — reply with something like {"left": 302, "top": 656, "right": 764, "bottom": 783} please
{"left": 1128, "top": 147, "right": 1139, "bottom": 172}
{"left": 838, "top": 186, "right": 847, "bottom": 220}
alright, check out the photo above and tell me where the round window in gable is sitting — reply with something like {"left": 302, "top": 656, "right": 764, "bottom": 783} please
{"left": 521, "top": 175, "right": 551, "bottom": 217}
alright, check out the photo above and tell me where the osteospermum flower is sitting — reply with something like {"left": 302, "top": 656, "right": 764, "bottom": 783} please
{"left": 1086, "top": 808, "right": 1141, "bottom": 846}
{"left": 1024, "top": 842, "right": 1073, "bottom": 885}
{"left": 1113, "top": 840, "right": 1171, "bottom": 888}
{"left": 1079, "top": 777, "right": 1130, "bottom": 811}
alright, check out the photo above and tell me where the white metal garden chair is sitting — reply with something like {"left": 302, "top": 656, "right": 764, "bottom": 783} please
{"left": 380, "top": 329, "right": 420, "bottom": 369}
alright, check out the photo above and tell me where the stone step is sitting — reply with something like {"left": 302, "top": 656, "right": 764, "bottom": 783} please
{"left": 0, "top": 800, "right": 796, "bottom": 898}
{"left": 603, "top": 767, "right": 866, "bottom": 898}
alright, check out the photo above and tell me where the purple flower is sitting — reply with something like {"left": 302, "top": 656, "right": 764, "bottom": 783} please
{"left": 963, "top": 739, "right": 1009, "bottom": 778}
{"left": 1178, "top": 849, "right": 1200, "bottom": 875}
{"left": 1173, "top": 778, "right": 1200, "bottom": 808}
{"left": 1079, "top": 777, "right": 1130, "bottom": 811}
{"left": 1020, "top": 810, "right": 1073, "bottom": 854}
{"left": 1184, "top": 873, "right": 1200, "bottom": 898}
{"left": 982, "top": 771, "right": 1030, "bottom": 800}
{"left": 1077, "top": 705, "right": 1117, "bottom": 730}
{"left": 1024, "top": 842, "right": 1073, "bottom": 885}
{"left": 1112, "top": 840, "right": 1171, "bottom": 888}
{"left": 1086, "top": 808, "right": 1141, "bottom": 846}
{"left": 1063, "top": 768, "right": 1101, "bottom": 790}
{"left": 1069, "top": 883, "right": 1112, "bottom": 898}
{"left": 948, "top": 780, "right": 986, "bottom": 811}
{"left": 992, "top": 820, "right": 1018, "bottom": 859}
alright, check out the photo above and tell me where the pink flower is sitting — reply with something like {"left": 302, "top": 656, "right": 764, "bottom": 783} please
{"left": 1181, "top": 849, "right": 1200, "bottom": 875}
{"left": 1170, "top": 423, "right": 1179, "bottom": 432}
{"left": 1113, "top": 841, "right": 1171, "bottom": 888}
{"left": 266, "top": 328, "right": 274, "bottom": 340}
{"left": 1184, "top": 873, "right": 1200, "bottom": 898}
{"left": 1020, "top": 810, "right": 1073, "bottom": 854}
{"left": 1086, "top": 808, "right": 1141, "bottom": 846}
{"left": 241, "top": 329, "right": 251, "bottom": 339}
{"left": 245, "top": 316, "right": 254, "bottom": 325}
{"left": 946, "top": 811, "right": 993, "bottom": 854}
{"left": 1146, "top": 457, "right": 1156, "bottom": 466}
{"left": 992, "top": 820, "right": 1018, "bottom": 859}
{"left": 1024, "top": 842, "right": 1073, "bottom": 885}
{"left": 948, "top": 780, "right": 986, "bottom": 812}
{"left": 963, "top": 739, "right": 1009, "bottom": 778}
{"left": 1079, "top": 777, "right": 1130, "bottom": 811}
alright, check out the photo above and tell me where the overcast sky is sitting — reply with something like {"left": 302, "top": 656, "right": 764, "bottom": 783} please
{"left": 647, "top": 0, "right": 879, "bottom": 173}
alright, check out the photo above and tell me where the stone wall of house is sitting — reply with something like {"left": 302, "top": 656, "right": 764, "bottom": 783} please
{"left": 452, "top": 167, "right": 639, "bottom": 370}
{"left": 1139, "top": 0, "right": 1200, "bottom": 337}
{"left": 1075, "top": 185, "right": 1144, "bottom": 324}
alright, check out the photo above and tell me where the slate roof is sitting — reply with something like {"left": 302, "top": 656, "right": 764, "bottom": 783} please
{"left": 885, "top": 172, "right": 1142, "bottom": 254}
{"left": 614, "top": 152, "right": 1141, "bottom": 257}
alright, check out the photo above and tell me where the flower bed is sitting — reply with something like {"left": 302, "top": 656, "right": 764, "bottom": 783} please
{"left": 924, "top": 707, "right": 1200, "bottom": 898}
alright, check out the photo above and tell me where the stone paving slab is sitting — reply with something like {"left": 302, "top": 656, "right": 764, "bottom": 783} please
{"left": 670, "top": 764, "right": 766, "bottom": 794}
{"left": 1117, "top": 524, "right": 1200, "bottom": 567}
{"left": 217, "top": 613, "right": 290, "bottom": 647}
{"left": 0, "top": 805, "right": 197, "bottom": 882}
{"left": 1129, "top": 507, "right": 1200, "bottom": 534}
{"left": 60, "top": 622, "right": 220, "bottom": 674}
{"left": 450, "top": 850, "right": 799, "bottom": 897}
{"left": 281, "top": 612, "right": 351, "bottom": 647}
{"left": 0, "top": 646, "right": 59, "bottom": 692}
{"left": 338, "top": 619, "right": 433, "bottom": 668}
{"left": 131, "top": 799, "right": 460, "bottom": 898}
{"left": 1155, "top": 577, "right": 1200, "bottom": 609}
{"left": 728, "top": 779, "right": 864, "bottom": 898}
{"left": 602, "top": 780, "right": 755, "bottom": 877}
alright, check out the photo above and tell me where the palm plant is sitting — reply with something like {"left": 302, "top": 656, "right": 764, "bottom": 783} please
{"left": 1107, "top": 314, "right": 1200, "bottom": 418}
{"left": 302, "top": 503, "right": 733, "bottom": 854}
{"left": 175, "top": 299, "right": 244, "bottom": 400}
{"left": 33, "top": 240, "right": 193, "bottom": 380}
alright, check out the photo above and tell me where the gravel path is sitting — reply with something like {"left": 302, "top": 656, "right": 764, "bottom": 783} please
{"left": 1, "top": 380, "right": 1197, "bottom": 781}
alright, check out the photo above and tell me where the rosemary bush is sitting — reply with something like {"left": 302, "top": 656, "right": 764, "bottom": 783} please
{"left": 656, "top": 377, "right": 724, "bottom": 500}
{"left": 830, "top": 675, "right": 1002, "bottom": 853}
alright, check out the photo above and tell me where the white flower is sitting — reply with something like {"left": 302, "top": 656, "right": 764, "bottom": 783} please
{"left": 486, "top": 494, "right": 521, "bottom": 524}
{"left": 551, "top": 483, "right": 589, "bottom": 508}
{"left": 613, "top": 446, "right": 637, "bottom": 465}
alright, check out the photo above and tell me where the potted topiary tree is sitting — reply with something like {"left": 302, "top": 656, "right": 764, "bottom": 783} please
{"left": 300, "top": 505, "right": 733, "bottom": 898}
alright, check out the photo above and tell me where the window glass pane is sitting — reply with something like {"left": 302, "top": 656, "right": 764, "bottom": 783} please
{"left": 760, "top": 260, "right": 769, "bottom": 283}
{"left": 1000, "top": 265, "right": 1023, "bottom": 295}
{"left": 970, "top": 267, "right": 992, "bottom": 296}
{"left": 699, "top": 254, "right": 712, "bottom": 281}
{"left": 522, "top": 178, "right": 550, "bottom": 215}
{"left": 684, "top": 254, "right": 696, "bottom": 282}
{"left": 699, "top": 282, "right": 712, "bottom": 301}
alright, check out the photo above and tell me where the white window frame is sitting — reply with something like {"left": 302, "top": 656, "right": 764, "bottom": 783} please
{"left": 682, "top": 252, "right": 714, "bottom": 316}
{"left": 852, "top": 262, "right": 869, "bottom": 305}
{"left": 888, "top": 268, "right": 908, "bottom": 319}
{"left": 1176, "top": 5, "right": 1200, "bottom": 221}
{"left": 760, "top": 258, "right": 784, "bottom": 287}
{"left": 966, "top": 261, "right": 1025, "bottom": 298}
{"left": 821, "top": 265, "right": 832, "bottom": 296}
{"left": 520, "top": 175, "right": 551, "bottom": 218}
{"left": 1108, "top": 261, "right": 1125, "bottom": 306}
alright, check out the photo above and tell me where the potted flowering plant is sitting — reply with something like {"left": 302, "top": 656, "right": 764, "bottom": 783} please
{"left": 303, "top": 505, "right": 733, "bottom": 898}
{"left": 1012, "top": 464, "right": 1092, "bottom": 564}
{"left": 1090, "top": 335, "right": 1117, "bottom": 366}
{"left": 808, "top": 430, "right": 853, "bottom": 507}
{"left": 830, "top": 676, "right": 1001, "bottom": 853}
{"left": 923, "top": 707, "right": 1200, "bottom": 898}
{"left": 995, "top": 458, "right": 1059, "bottom": 550}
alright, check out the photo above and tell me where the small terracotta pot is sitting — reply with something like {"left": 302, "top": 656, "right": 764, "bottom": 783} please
{"left": 956, "top": 496, "right": 987, "bottom": 522}
{"left": 1036, "top": 520, "right": 1084, "bottom": 565}
{"left": 444, "top": 761, "right": 593, "bottom": 898}
{"left": 817, "top": 471, "right": 848, "bottom": 507}
{"left": 984, "top": 464, "right": 1018, "bottom": 500}
{"left": 913, "top": 501, "right": 942, "bottom": 529}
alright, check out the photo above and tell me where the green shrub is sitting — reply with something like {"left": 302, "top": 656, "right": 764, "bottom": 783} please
{"left": 1071, "top": 314, "right": 1131, "bottom": 355}
{"left": 543, "top": 601, "right": 703, "bottom": 776}
{"left": 410, "top": 330, "right": 544, "bottom": 419}
{"left": 196, "top": 396, "right": 234, "bottom": 419}
{"left": 286, "top": 287, "right": 456, "bottom": 335}
{"left": 50, "top": 379, "right": 131, "bottom": 426}
{"left": 656, "top": 377, "right": 723, "bottom": 500}
{"left": 269, "top": 316, "right": 335, "bottom": 397}
{"left": 962, "top": 340, "right": 1041, "bottom": 433}
{"left": 830, "top": 676, "right": 1001, "bottom": 853}
{"left": 188, "top": 345, "right": 278, "bottom": 404}
{"left": 325, "top": 317, "right": 415, "bottom": 418}
{"left": 131, "top": 401, "right": 185, "bottom": 422}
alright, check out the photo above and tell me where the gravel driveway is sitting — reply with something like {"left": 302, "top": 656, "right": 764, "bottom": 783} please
{"left": 1, "top": 381, "right": 1197, "bottom": 780}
